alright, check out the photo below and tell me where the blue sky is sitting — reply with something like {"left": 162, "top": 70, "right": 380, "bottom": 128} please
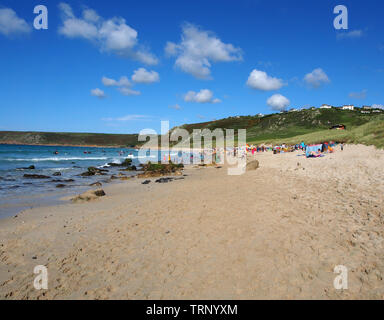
{"left": 0, "top": 0, "right": 383, "bottom": 133}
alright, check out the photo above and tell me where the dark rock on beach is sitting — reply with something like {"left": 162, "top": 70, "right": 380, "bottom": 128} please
{"left": 23, "top": 174, "right": 50, "bottom": 179}
{"left": 71, "top": 189, "right": 106, "bottom": 202}
{"left": 142, "top": 180, "right": 151, "bottom": 184}
{"left": 80, "top": 167, "right": 108, "bottom": 177}
{"left": 90, "top": 182, "right": 102, "bottom": 187}
{"left": 94, "top": 190, "right": 106, "bottom": 197}
{"left": 106, "top": 163, "right": 120, "bottom": 167}
{"left": 121, "top": 158, "right": 133, "bottom": 166}
{"left": 108, "top": 158, "right": 136, "bottom": 171}
{"left": 155, "top": 177, "right": 174, "bottom": 183}
{"left": 246, "top": 160, "right": 260, "bottom": 171}
{"left": 56, "top": 184, "right": 66, "bottom": 188}
{"left": 52, "top": 172, "right": 62, "bottom": 176}
{"left": 138, "top": 162, "right": 184, "bottom": 178}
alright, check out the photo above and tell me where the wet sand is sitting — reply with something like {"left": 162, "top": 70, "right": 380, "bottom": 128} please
{"left": 1, "top": 144, "right": 383, "bottom": 299}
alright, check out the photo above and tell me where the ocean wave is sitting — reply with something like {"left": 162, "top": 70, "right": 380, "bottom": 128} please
{"left": 0, "top": 157, "right": 109, "bottom": 162}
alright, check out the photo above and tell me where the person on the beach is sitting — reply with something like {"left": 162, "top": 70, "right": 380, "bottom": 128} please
{"left": 340, "top": 143, "right": 344, "bottom": 151}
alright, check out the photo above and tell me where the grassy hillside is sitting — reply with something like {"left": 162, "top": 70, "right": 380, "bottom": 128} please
{"left": 256, "top": 118, "right": 384, "bottom": 148}
{"left": 174, "top": 108, "right": 384, "bottom": 148}
{"left": 0, "top": 131, "right": 140, "bottom": 147}
{"left": 1, "top": 108, "right": 383, "bottom": 148}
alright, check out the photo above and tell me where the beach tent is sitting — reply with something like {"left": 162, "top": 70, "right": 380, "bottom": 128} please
{"left": 306, "top": 144, "right": 323, "bottom": 157}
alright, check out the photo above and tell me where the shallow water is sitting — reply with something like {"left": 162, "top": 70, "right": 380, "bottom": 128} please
{"left": 0, "top": 144, "right": 201, "bottom": 218}
{"left": 0, "top": 144, "right": 144, "bottom": 218}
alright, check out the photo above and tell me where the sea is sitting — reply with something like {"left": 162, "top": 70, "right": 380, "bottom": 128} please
{"left": 0, "top": 144, "right": 199, "bottom": 219}
{"left": 0, "top": 144, "right": 155, "bottom": 219}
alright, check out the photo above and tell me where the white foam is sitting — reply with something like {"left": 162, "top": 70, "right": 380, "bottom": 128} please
{"left": 3, "top": 157, "right": 109, "bottom": 162}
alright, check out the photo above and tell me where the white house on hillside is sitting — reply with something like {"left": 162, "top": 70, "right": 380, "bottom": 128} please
{"left": 320, "top": 104, "right": 332, "bottom": 109}
{"left": 341, "top": 105, "right": 355, "bottom": 111}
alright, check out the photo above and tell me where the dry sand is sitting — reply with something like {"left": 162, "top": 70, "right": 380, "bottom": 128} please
{"left": 1, "top": 144, "right": 383, "bottom": 299}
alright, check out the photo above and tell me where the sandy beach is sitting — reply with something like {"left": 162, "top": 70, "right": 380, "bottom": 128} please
{"left": 1, "top": 144, "right": 384, "bottom": 300}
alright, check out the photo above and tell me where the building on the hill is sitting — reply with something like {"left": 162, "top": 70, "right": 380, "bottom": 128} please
{"left": 362, "top": 106, "right": 372, "bottom": 110}
{"left": 341, "top": 105, "right": 355, "bottom": 111}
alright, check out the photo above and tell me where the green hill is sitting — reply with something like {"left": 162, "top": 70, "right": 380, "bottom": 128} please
{"left": 1, "top": 107, "right": 383, "bottom": 148}
{"left": 174, "top": 107, "right": 384, "bottom": 148}
{"left": 0, "top": 131, "right": 140, "bottom": 148}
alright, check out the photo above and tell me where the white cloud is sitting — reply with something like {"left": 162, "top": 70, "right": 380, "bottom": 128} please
{"left": 102, "top": 114, "right": 151, "bottom": 121}
{"left": 165, "top": 23, "right": 242, "bottom": 79}
{"left": 102, "top": 76, "right": 118, "bottom": 87}
{"left": 58, "top": 3, "right": 158, "bottom": 65}
{"left": 337, "top": 30, "right": 363, "bottom": 39}
{"left": 304, "top": 68, "right": 330, "bottom": 88}
{"left": 131, "top": 68, "right": 159, "bottom": 84}
{"left": 118, "top": 87, "right": 140, "bottom": 96}
{"left": 169, "top": 104, "right": 182, "bottom": 110}
{"left": 90, "top": 88, "right": 106, "bottom": 99}
{"left": 267, "top": 94, "right": 290, "bottom": 111}
{"left": 246, "top": 69, "right": 284, "bottom": 91}
{"left": 83, "top": 9, "right": 100, "bottom": 23}
{"left": 349, "top": 89, "right": 367, "bottom": 99}
{"left": 101, "top": 76, "right": 140, "bottom": 96}
{"left": 184, "top": 89, "right": 221, "bottom": 104}
{"left": 0, "top": 8, "right": 31, "bottom": 36}
{"left": 372, "top": 104, "right": 384, "bottom": 109}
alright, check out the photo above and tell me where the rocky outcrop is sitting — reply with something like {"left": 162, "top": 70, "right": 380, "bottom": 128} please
{"left": 89, "top": 182, "right": 102, "bottom": 187}
{"left": 108, "top": 158, "right": 136, "bottom": 171}
{"left": 23, "top": 174, "right": 50, "bottom": 179}
{"left": 137, "top": 162, "right": 184, "bottom": 178}
{"left": 71, "top": 189, "right": 106, "bottom": 202}
{"left": 79, "top": 167, "right": 108, "bottom": 176}
{"left": 246, "top": 160, "right": 260, "bottom": 171}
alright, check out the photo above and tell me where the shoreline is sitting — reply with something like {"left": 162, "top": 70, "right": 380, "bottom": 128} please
{"left": 0, "top": 142, "right": 137, "bottom": 149}
{"left": 1, "top": 144, "right": 384, "bottom": 299}
{"left": 0, "top": 142, "right": 204, "bottom": 151}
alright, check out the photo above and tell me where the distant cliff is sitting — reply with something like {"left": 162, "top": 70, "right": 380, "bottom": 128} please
{"left": 0, "top": 131, "right": 141, "bottom": 148}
